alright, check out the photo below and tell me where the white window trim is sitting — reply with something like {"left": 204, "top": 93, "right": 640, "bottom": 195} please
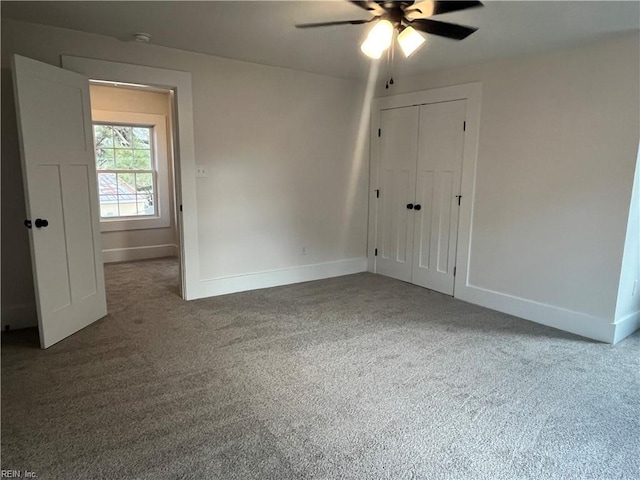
{"left": 92, "top": 110, "right": 171, "bottom": 232}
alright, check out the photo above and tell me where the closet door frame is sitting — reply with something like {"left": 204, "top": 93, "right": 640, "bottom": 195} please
{"left": 367, "top": 82, "right": 481, "bottom": 297}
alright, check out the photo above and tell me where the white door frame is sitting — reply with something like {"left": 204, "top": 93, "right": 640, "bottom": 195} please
{"left": 367, "top": 82, "right": 482, "bottom": 296}
{"left": 61, "top": 56, "right": 200, "bottom": 300}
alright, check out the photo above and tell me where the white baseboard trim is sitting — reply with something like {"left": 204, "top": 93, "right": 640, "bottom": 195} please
{"left": 1, "top": 303, "right": 38, "bottom": 330}
{"left": 456, "top": 284, "right": 615, "bottom": 343}
{"left": 102, "top": 244, "right": 178, "bottom": 263}
{"left": 613, "top": 310, "right": 640, "bottom": 344}
{"left": 195, "top": 257, "right": 368, "bottom": 299}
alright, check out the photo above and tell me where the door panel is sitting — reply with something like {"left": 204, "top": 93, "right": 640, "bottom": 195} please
{"left": 13, "top": 55, "right": 107, "bottom": 348}
{"left": 392, "top": 169, "right": 411, "bottom": 264}
{"left": 31, "top": 164, "right": 72, "bottom": 312}
{"left": 412, "top": 100, "right": 466, "bottom": 294}
{"left": 64, "top": 165, "right": 99, "bottom": 299}
{"left": 436, "top": 170, "right": 454, "bottom": 273}
{"left": 416, "top": 170, "right": 434, "bottom": 269}
{"left": 375, "top": 106, "right": 419, "bottom": 282}
{"left": 380, "top": 169, "right": 394, "bottom": 259}
{"left": 23, "top": 76, "right": 88, "bottom": 149}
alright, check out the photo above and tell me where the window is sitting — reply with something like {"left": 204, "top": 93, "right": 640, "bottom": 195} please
{"left": 93, "top": 124, "right": 156, "bottom": 218}
{"left": 90, "top": 110, "right": 171, "bottom": 232}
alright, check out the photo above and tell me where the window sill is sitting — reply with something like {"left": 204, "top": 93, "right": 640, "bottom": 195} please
{"left": 100, "top": 214, "right": 170, "bottom": 232}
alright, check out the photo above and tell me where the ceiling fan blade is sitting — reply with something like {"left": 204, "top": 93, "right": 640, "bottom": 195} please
{"left": 409, "top": 18, "right": 478, "bottom": 40}
{"left": 296, "top": 18, "right": 375, "bottom": 28}
{"left": 349, "top": 1, "right": 386, "bottom": 15}
{"left": 406, "top": 1, "right": 483, "bottom": 17}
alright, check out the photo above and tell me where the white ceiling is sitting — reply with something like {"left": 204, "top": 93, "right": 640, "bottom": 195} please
{"left": 2, "top": 1, "right": 639, "bottom": 79}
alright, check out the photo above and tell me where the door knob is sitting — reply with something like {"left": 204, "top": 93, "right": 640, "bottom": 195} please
{"left": 34, "top": 218, "right": 49, "bottom": 228}
{"left": 414, "top": 204, "right": 422, "bottom": 211}
{"left": 24, "top": 219, "right": 32, "bottom": 229}
{"left": 406, "top": 203, "right": 414, "bottom": 210}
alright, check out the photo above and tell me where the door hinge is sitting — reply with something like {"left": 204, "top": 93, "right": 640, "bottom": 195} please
{"left": 374, "top": 248, "right": 378, "bottom": 257}
{"left": 454, "top": 266, "right": 457, "bottom": 276}
{"left": 378, "top": 128, "right": 381, "bottom": 137}
{"left": 463, "top": 121, "right": 466, "bottom": 131}
{"left": 456, "top": 195, "right": 462, "bottom": 206}
{"left": 179, "top": 205, "right": 183, "bottom": 212}
{"left": 375, "top": 189, "right": 380, "bottom": 198}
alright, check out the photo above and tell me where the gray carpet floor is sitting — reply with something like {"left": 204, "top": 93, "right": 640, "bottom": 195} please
{"left": 2, "top": 258, "right": 639, "bottom": 479}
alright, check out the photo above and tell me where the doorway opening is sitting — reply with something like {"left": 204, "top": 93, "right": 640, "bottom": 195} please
{"left": 61, "top": 55, "right": 200, "bottom": 302}
{"left": 88, "top": 81, "right": 182, "bottom": 297}
{"left": 12, "top": 54, "right": 198, "bottom": 348}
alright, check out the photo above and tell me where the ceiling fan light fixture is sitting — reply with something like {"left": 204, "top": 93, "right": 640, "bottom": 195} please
{"left": 360, "top": 19, "right": 394, "bottom": 59}
{"left": 398, "top": 26, "right": 426, "bottom": 57}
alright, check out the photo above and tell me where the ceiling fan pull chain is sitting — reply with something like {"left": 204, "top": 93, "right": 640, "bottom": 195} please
{"left": 385, "top": 46, "right": 390, "bottom": 89}
{"left": 388, "top": 37, "right": 396, "bottom": 89}
{"left": 384, "top": 41, "right": 396, "bottom": 90}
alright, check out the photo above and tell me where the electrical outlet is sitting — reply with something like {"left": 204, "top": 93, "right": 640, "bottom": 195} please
{"left": 196, "top": 165, "right": 208, "bottom": 178}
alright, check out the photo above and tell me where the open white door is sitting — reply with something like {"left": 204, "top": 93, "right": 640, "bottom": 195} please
{"left": 12, "top": 55, "right": 107, "bottom": 349}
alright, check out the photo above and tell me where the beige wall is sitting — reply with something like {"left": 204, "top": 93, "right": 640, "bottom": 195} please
{"left": 89, "top": 85, "right": 178, "bottom": 256}
{"left": 91, "top": 85, "right": 169, "bottom": 115}
{"left": 376, "top": 33, "right": 640, "bottom": 336}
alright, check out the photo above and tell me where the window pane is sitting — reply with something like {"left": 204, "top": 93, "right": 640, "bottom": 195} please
{"left": 99, "top": 195, "right": 117, "bottom": 218}
{"left": 97, "top": 172, "right": 116, "bottom": 196}
{"left": 135, "top": 195, "right": 152, "bottom": 215}
{"left": 118, "top": 197, "right": 138, "bottom": 217}
{"left": 115, "top": 149, "right": 135, "bottom": 169}
{"left": 132, "top": 127, "right": 150, "bottom": 149}
{"left": 94, "top": 125, "right": 114, "bottom": 148}
{"left": 136, "top": 173, "right": 155, "bottom": 216}
{"left": 117, "top": 172, "right": 136, "bottom": 200}
{"left": 135, "top": 172, "right": 153, "bottom": 191}
{"left": 133, "top": 149, "right": 152, "bottom": 169}
{"left": 96, "top": 148, "right": 115, "bottom": 170}
{"left": 113, "top": 126, "right": 132, "bottom": 148}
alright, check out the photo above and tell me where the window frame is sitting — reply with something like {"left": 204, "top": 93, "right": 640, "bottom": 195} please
{"left": 91, "top": 111, "right": 171, "bottom": 232}
{"left": 94, "top": 123, "right": 157, "bottom": 219}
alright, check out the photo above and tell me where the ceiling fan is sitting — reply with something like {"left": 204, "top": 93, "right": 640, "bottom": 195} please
{"left": 296, "top": 1, "right": 483, "bottom": 59}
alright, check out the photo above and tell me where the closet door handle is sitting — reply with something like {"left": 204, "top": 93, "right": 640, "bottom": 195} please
{"left": 414, "top": 204, "right": 422, "bottom": 211}
{"left": 406, "top": 203, "right": 414, "bottom": 210}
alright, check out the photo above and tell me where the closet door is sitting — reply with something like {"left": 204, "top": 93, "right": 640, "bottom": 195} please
{"left": 412, "top": 100, "right": 466, "bottom": 295}
{"left": 375, "top": 106, "right": 419, "bottom": 282}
